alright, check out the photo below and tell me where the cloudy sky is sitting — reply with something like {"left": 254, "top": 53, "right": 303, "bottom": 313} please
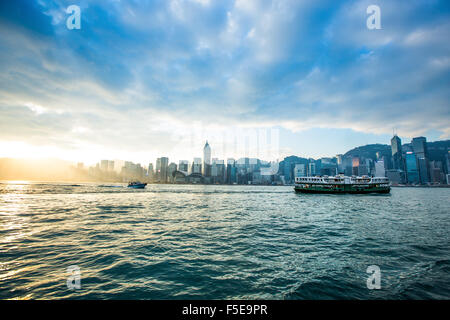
{"left": 0, "top": 0, "right": 449, "bottom": 165}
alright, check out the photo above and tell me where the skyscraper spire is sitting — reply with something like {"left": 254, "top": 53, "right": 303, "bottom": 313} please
{"left": 203, "top": 140, "right": 211, "bottom": 177}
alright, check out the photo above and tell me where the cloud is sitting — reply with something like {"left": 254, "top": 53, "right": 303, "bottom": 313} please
{"left": 0, "top": 0, "right": 449, "bottom": 163}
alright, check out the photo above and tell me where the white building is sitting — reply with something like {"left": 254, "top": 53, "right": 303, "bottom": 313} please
{"left": 294, "top": 164, "right": 307, "bottom": 178}
{"left": 375, "top": 160, "right": 386, "bottom": 177}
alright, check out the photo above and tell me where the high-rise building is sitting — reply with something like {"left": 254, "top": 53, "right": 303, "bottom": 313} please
{"left": 148, "top": 163, "right": 154, "bottom": 181}
{"left": 167, "top": 163, "right": 177, "bottom": 183}
{"left": 100, "top": 160, "right": 109, "bottom": 171}
{"left": 336, "top": 154, "right": 344, "bottom": 173}
{"left": 412, "top": 137, "right": 429, "bottom": 184}
{"left": 191, "top": 158, "right": 202, "bottom": 174}
{"left": 203, "top": 141, "right": 211, "bottom": 177}
{"left": 308, "top": 161, "right": 316, "bottom": 176}
{"left": 226, "top": 158, "right": 237, "bottom": 184}
{"left": 405, "top": 152, "right": 419, "bottom": 184}
{"left": 294, "top": 164, "right": 307, "bottom": 177}
{"left": 156, "top": 157, "right": 169, "bottom": 182}
{"left": 178, "top": 160, "right": 189, "bottom": 174}
{"left": 391, "top": 135, "right": 404, "bottom": 171}
{"left": 446, "top": 152, "right": 450, "bottom": 174}
{"left": 374, "top": 160, "right": 385, "bottom": 177}
{"left": 429, "top": 161, "right": 444, "bottom": 184}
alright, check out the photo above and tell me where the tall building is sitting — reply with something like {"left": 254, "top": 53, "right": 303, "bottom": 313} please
{"left": 167, "top": 163, "right": 177, "bottom": 183}
{"left": 148, "top": 163, "right": 154, "bottom": 181}
{"left": 429, "top": 161, "right": 444, "bottom": 184}
{"left": 100, "top": 160, "right": 109, "bottom": 171}
{"left": 308, "top": 161, "right": 316, "bottom": 176}
{"left": 352, "top": 157, "right": 360, "bottom": 176}
{"left": 405, "top": 152, "right": 419, "bottom": 184}
{"left": 412, "top": 137, "right": 429, "bottom": 184}
{"left": 336, "top": 154, "right": 344, "bottom": 173}
{"left": 178, "top": 160, "right": 189, "bottom": 174}
{"left": 191, "top": 158, "right": 202, "bottom": 174}
{"left": 294, "top": 164, "right": 307, "bottom": 178}
{"left": 203, "top": 141, "right": 211, "bottom": 177}
{"left": 374, "top": 160, "right": 385, "bottom": 177}
{"left": 156, "top": 157, "right": 169, "bottom": 182}
{"left": 446, "top": 152, "right": 450, "bottom": 174}
{"left": 226, "top": 158, "right": 235, "bottom": 184}
{"left": 391, "top": 135, "right": 404, "bottom": 171}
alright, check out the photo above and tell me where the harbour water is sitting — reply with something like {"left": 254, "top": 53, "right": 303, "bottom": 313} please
{"left": 1, "top": 182, "right": 449, "bottom": 299}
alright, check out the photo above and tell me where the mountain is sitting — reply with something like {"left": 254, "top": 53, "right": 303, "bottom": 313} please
{"left": 344, "top": 140, "right": 450, "bottom": 162}
{"left": 344, "top": 143, "right": 391, "bottom": 160}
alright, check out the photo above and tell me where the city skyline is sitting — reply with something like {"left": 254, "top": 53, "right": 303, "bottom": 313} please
{"left": 2, "top": 134, "right": 448, "bottom": 185}
{"left": 1, "top": 1, "right": 449, "bottom": 165}
{"left": 69, "top": 135, "right": 450, "bottom": 185}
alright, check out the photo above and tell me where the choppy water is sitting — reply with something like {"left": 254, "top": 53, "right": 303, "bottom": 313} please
{"left": 0, "top": 182, "right": 449, "bottom": 299}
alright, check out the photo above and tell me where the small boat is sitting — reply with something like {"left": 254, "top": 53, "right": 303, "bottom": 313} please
{"left": 294, "top": 175, "right": 390, "bottom": 194}
{"left": 127, "top": 181, "right": 147, "bottom": 189}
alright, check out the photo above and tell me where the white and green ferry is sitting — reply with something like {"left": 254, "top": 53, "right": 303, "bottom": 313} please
{"left": 294, "top": 175, "right": 390, "bottom": 194}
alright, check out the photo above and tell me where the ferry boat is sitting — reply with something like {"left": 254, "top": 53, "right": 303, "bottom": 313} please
{"left": 127, "top": 181, "right": 147, "bottom": 189}
{"left": 294, "top": 175, "right": 390, "bottom": 194}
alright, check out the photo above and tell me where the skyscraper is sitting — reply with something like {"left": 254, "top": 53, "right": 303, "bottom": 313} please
{"left": 391, "top": 135, "right": 404, "bottom": 171}
{"left": 226, "top": 158, "right": 235, "bottom": 184}
{"left": 412, "top": 137, "right": 429, "bottom": 184}
{"left": 156, "top": 157, "right": 169, "bottom": 182}
{"left": 203, "top": 141, "right": 211, "bottom": 177}
{"left": 167, "top": 163, "right": 177, "bottom": 183}
{"left": 374, "top": 160, "right": 385, "bottom": 177}
{"left": 191, "top": 158, "right": 202, "bottom": 174}
{"left": 405, "top": 152, "right": 419, "bottom": 184}
{"left": 148, "top": 163, "right": 154, "bottom": 181}
{"left": 178, "top": 160, "right": 189, "bottom": 173}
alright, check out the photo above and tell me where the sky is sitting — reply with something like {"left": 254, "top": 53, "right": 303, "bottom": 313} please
{"left": 0, "top": 0, "right": 449, "bottom": 166}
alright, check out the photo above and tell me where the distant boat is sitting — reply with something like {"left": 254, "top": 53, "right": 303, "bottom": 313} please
{"left": 127, "top": 182, "right": 147, "bottom": 189}
{"left": 294, "top": 175, "right": 390, "bottom": 194}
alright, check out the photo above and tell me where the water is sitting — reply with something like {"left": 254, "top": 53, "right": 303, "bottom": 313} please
{"left": 0, "top": 182, "right": 449, "bottom": 299}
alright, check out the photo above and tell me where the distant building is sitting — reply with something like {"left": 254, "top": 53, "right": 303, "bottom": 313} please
{"left": 429, "top": 161, "right": 444, "bottom": 184}
{"left": 386, "top": 169, "right": 405, "bottom": 185}
{"left": 100, "top": 160, "right": 109, "bottom": 171}
{"left": 191, "top": 157, "right": 202, "bottom": 174}
{"left": 168, "top": 163, "right": 177, "bottom": 183}
{"left": 308, "top": 161, "right": 316, "bottom": 176}
{"left": 412, "top": 137, "right": 430, "bottom": 184}
{"left": 358, "top": 163, "right": 369, "bottom": 176}
{"left": 203, "top": 141, "right": 211, "bottom": 177}
{"left": 148, "top": 163, "right": 154, "bottom": 181}
{"left": 156, "top": 157, "right": 169, "bottom": 182}
{"left": 391, "top": 135, "right": 404, "bottom": 171}
{"left": 294, "top": 164, "right": 306, "bottom": 178}
{"left": 446, "top": 152, "right": 450, "bottom": 174}
{"left": 405, "top": 152, "right": 419, "bottom": 184}
{"left": 336, "top": 154, "right": 344, "bottom": 173}
{"left": 374, "top": 160, "right": 385, "bottom": 177}
{"left": 352, "top": 157, "right": 360, "bottom": 176}
{"left": 227, "top": 158, "right": 237, "bottom": 184}
{"left": 178, "top": 160, "right": 189, "bottom": 174}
